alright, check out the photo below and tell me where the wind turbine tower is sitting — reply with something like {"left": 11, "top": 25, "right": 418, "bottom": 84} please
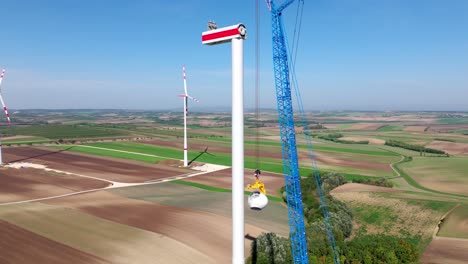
{"left": 178, "top": 65, "right": 199, "bottom": 167}
{"left": 0, "top": 68, "right": 11, "bottom": 165}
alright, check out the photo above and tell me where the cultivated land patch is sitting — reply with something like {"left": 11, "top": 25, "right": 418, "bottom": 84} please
{"left": 347, "top": 123, "right": 384, "bottom": 130}
{"left": 438, "top": 204, "right": 468, "bottom": 239}
{"left": 378, "top": 125, "right": 405, "bottom": 131}
{"left": 421, "top": 237, "right": 468, "bottom": 264}
{"left": 0, "top": 202, "right": 216, "bottom": 264}
{"left": 0, "top": 167, "right": 109, "bottom": 203}
{"left": 399, "top": 157, "right": 468, "bottom": 196}
{"left": 427, "top": 124, "right": 468, "bottom": 133}
{"left": 137, "top": 139, "right": 397, "bottom": 177}
{"left": 0, "top": 220, "right": 109, "bottom": 264}
{"left": 426, "top": 141, "right": 468, "bottom": 156}
{"left": 45, "top": 191, "right": 268, "bottom": 263}
{"left": 183, "top": 168, "right": 285, "bottom": 197}
{"left": 332, "top": 192, "right": 442, "bottom": 245}
{"left": 1, "top": 124, "right": 129, "bottom": 139}
{"left": 330, "top": 183, "right": 401, "bottom": 194}
{"left": 338, "top": 136, "right": 385, "bottom": 145}
{"left": 3, "top": 147, "right": 190, "bottom": 183}
{"left": 110, "top": 182, "right": 290, "bottom": 237}
{"left": 404, "top": 126, "right": 428, "bottom": 132}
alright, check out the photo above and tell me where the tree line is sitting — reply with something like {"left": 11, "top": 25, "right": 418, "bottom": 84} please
{"left": 248, "top": 172, "right": 420, "bottom": 264}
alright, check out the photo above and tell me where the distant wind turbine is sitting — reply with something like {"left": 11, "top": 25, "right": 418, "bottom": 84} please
{"left": 0, "top": 68, "right": 11, "bottom": 165}
{"left": 178, "top": 65, "right": 199, "bottom": 167}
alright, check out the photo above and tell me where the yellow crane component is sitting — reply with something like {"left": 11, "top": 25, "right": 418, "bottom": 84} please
{"left": 247, "top": 179, "right": 266, "bottom": 195}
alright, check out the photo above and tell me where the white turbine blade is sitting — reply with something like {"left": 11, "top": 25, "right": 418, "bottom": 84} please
{"left": 0, "top": 69, "right": 11, "bottom": 125}
{"left": 187, "top": 95, "right": 199, "bottom": 103}
{"left": 0, "top": 69, "right": 5, "bottom": 88}
{"left": 182, "top": 65, "right": 188, "bottom": 96}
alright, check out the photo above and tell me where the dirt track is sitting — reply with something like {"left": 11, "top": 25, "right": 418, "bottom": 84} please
{"left": 0, "top": 167, "right": 109, "bottom": 203}
{"left": 0, "top": 220, "right": 109, "bottom": 264}
{"left": 3, "top": 147, "right": 190, "bottom": 183}
{"left": 421, "top": 237, "right": 468, "bottom": 264}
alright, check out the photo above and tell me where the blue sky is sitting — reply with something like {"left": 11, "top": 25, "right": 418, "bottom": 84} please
{"left": 1, "top": 0, "right": 467, "bottom": 111}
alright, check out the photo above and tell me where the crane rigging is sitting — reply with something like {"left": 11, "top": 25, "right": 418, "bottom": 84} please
{"left": 264, "top": 1, "right": 340, "bottom": 263}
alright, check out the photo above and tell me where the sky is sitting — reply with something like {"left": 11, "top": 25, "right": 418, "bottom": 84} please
{"left": 0, "top": 0, "right": 467, "bottom": 111}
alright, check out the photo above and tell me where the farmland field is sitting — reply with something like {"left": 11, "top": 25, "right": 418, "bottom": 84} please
{"left": 399, "top": 157, "right": 468, "bottom": 196}
{"left": 438, "top": 204, "right": 468, "bottom": 239}
{"left": 2, "top": 110, "right": 468, "bottom": 263}
{"left": 1, "top": 124, "right": 129, "bottom": 139}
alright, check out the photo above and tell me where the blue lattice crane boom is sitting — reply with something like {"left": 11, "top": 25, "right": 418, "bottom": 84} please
{"left": 266, "top": 0, "right": 340, "bottom": 263}
{"left": 267, "top": 0, "right": 308, "bottom": 262}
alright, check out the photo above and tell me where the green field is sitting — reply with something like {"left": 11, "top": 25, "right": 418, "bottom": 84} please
{"left": 438, "top": 204, "right": 468, "bottom": 239}
{"left": 1, "top": 124, "right": 129, "bottom": 139}
{"left": 437, "top": 117, "right": 468, "bottom": 124}
{"left": 3, "top": 136, "right": 52, "bottom": 145}
{"left": 335, "top": 124, "right": 354, "bottom": 129}
{"left": 399, "top": 157, "right": 468, "bottom": 196}
{"left": 54, "top": 141, "right": 388, "bottom": 177}
{"left": 53, "top": 145, "right": 167, "bottom": 163}
{"left": 377, "top": 125, "right": 405, "bottom": 131}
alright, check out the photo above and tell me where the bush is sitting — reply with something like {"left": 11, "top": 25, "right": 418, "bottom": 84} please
{"left": 352, "top": 178, "right": 393, "bottom": 188}
{"left": 344, "top": 234, "right": 419, "bottom": 264}
{"left": 247, "top": 233, "right": 292, "bottom": 264}
{"left": 322, "top": 172, "right": 347, "bottom": 191}
{"left": 385, "top": 140, "right": 445, "bottom": 154}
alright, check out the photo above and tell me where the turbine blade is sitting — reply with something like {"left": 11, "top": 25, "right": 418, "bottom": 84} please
{"left": 0, "top": 69, "right": 11, "bottom": 125}
{"left": 182, "top": 65, "right": 188, "bottom": 96}
{"left": 0, "top": 69, "right": 5, "bottom": 88}
{"left": 187, "top": 95, "right": 199, "bottom": 103}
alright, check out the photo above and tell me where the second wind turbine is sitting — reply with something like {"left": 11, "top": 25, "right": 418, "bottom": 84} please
{"left": 178, "top": 65, "right": 199, "bottom": 167}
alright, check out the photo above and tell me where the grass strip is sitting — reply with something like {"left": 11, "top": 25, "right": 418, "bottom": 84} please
{"left": 51, "top": 145, "right": 166, "bottom": 163}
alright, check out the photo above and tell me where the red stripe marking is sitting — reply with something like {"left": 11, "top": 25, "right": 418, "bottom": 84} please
{"left": 202, "top": 28, "right": 239, "bottom": 42}
{"left": 184, "top": 148, "right": 188, "bottom": 150}
{"left": 3, "top": 107, "right": 6, "bottom": 110}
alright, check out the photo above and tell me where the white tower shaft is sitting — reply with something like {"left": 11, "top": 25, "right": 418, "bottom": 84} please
{"left": 183, "top": 66, "right": 188, "bottom": 167}
{"left": 202, "top": 23, "right": 247, "bottom": 264}
{"left": 231, "top": 37, "right": 244, "bottom": 264}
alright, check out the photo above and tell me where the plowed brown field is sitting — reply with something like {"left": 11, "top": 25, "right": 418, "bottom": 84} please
{"left": 426, "top": 141, "right": 468, "bottom": 156}
{"left": 421, "top": 237, "right": 468, "bottom": 264}
{"left": 46, "top": 191, "right": 267, "bottom": 263}
{"left": 0, "top": 167, "right": 109, "bottom": 203}
{"left": 3, "top": 147, "right": 189, "bottom": 183}
{"left": 0, "top": 220, "right": 109, "bottom": 264}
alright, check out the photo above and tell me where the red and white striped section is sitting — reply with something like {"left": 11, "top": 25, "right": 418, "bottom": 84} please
{"left": 202, "top": 24, "right": 246, "bottom": 45}
{"left": 0, "top": 69, "right": 11, "bottom": 125}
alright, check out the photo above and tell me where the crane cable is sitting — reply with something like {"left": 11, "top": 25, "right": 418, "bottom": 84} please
{"left": 291, "top": 0, "right": 304, "bottom": 65}
{"left": 255, "top": 0, "right": 260, "bottom": 170}
{"left": 286, "top": 1, "right": 341, "bottom": 263}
